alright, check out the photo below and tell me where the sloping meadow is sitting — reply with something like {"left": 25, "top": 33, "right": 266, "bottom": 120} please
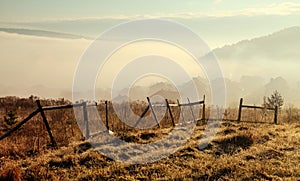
{"left": 1, "top": 120, "right": 299, "bottom": 180}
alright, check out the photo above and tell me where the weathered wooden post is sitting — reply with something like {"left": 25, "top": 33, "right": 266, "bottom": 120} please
{"left": 0, "top": 109, "right": 40, "bottom": 141}
{"left": 202, "top": 95, "right": 206, "bottom": 121}
{"left": 187, "top": 98, "right": 196, "bottom": 123}
{"left": 82, "top": 102, "right": 89, "bottom": 139}
{"left": 147, "top": 97, "right": 160, "bottom": 128}
{"left": 237, "top": 98, "right": 243, "bottom": 123}
{"left": 105, "top": 100, "right": 109, "bottom": 131}
{"left": 177, "top": 99, "right": 185, "bottom": 123}
{"left": 134, "top": 105, "right": 150, "bottom": 127}
{"left": 36, "top": 100, "right": 57, "bottom": 147}
{"left": 165, "top": 99, "right": 175, "bottom": 127}
{"left": 274, "top": 106, "right": 278, "bottom": 124}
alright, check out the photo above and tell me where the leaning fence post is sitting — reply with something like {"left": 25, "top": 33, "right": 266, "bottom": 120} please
{"left": 237, "top": 98, "right": 243, "bottom": 123}
{"left": 105, "top": 100, "right": 109, "bottom": 131}
{"left": 36, "top": 100, "right": 57, "bottom": 147}
{"left": 82, "top": 102, "right": 89, "bottom": 139}
{"left": 165, "top": 99, "right": 175, "bottom": 127}
{"left": 134, "top": 105, "right": 150, "bottom": 127}
{"left": 147, "top": 97, "right": 160, "bottom": 128}
{"left": 0, "top": 109, "right": 40, "bottom": 141}
{"left": 274, "top": 106, "right": 278, "bottom": 124}
{"left": 202, "top": 95, "right": 206, "bottom": 121}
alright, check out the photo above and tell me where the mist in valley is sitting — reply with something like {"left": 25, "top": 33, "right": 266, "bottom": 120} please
{"left": 0, "top": 26, "right": 299, "bottom": 107}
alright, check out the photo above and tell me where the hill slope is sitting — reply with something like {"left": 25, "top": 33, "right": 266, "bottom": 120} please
{"left": 1, "top": 122, "right": 299, "bottom": 180}
{"left": 0, "top": 28, "right": 91, "bottom": 39}
{"left": 213, "top": 26, "right": 300, "bottom": 62}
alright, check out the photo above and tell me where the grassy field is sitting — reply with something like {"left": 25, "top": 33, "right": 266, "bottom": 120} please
{"left": 0, "top": 97, "right": 299, "bottom": 180}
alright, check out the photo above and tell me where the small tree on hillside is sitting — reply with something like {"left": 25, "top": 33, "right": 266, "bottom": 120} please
{"left": 263, "top": 90, "right": 284, "bottom": 109}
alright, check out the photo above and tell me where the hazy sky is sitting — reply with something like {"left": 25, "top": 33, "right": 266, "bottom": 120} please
{"left": 1, "top": 1, "right": 300, "bottom": 103}
{"left": 1, "top": 1, "right": 300, "bottom": 48}
{"left": 1, "top": 0, "right": 300, "bottom": 21}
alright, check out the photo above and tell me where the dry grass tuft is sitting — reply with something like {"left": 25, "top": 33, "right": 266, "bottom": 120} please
{"left": 140, "top": 132, "right": 157, "bottom": 140}
{"left": 213, "top": 133, "right": 254, "bottom": 155}
{"left": 0, "top": 166, "right": 21, "bottom": 181}
{"left": 257, "top": 149, "right": 284, "bottom": 160}
{"left": 73, "top": 142, "right": 92, "bottom": 154}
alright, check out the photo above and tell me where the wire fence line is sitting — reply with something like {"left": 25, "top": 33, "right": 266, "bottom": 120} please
{"left": 0, "top": 96, "right": 279, "bottom": 147}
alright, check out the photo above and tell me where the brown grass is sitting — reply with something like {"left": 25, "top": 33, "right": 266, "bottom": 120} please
{"left": 0, "top": 96, "right": 299, "bottom": 180}
{"left": 0, "top": 166, "right": 21, "bottom": 181}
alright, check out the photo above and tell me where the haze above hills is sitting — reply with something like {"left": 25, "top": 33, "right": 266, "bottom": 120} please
{"left": 0, "top": 26, "right": 299, "bottom": 106}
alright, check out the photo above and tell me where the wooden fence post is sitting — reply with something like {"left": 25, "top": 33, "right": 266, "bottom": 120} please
{"left": 187, "top": 98, "right": 196, "bottom": 123}
{"left": 134, "top": 105, "right": 150, "bottom": 127}
{"left": 202, "top": 95, "right": 206, "bottom": 121}
{"left": 147, "top": 97, "right": 160, "bottom": 128}
{"left": 165, "top": 99, "right": 175, "bottom": 127}
{"left": 237, "top": 98, "right": 243, "bottom": 123}
{"left": 82, "top": 102, "right": 89, "bottom": 139}
{"left": 177, "top": 99, "right": 185, "bottom": 123}
{"left": 36, "top": 100, "right": 57, "bottom": 147}
{"left": 0, "top": 109, "right": 40, "bottom": 141}
{"left": 274, "top": 106, "right": 278, "bottom": 124}
{"left": 105, "top": 101, "right": 109, "bottom": 131}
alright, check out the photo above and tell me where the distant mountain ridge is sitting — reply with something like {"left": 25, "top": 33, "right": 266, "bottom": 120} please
{"left": 213, "top": 26, "right": 300, "bottom": 62}
{"left": 0, "top": 28, "right": 91, "bottom": 39}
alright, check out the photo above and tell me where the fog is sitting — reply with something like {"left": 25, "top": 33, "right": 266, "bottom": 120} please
{"left": 0, "top": 32, "right": 90, "bottom": 97}
{"left": 0, "top": 31, "right": 300, "bottom": 107}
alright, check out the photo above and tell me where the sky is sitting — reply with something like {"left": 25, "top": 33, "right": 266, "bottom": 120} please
{"left": 0, "top": 1, "right": 300, "bottom": 105}
{"left": 1, "top": 0, "right": 300, "bottom": 21}
{"left": 1, "top": 0, "right": 300, "bottom": 48}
